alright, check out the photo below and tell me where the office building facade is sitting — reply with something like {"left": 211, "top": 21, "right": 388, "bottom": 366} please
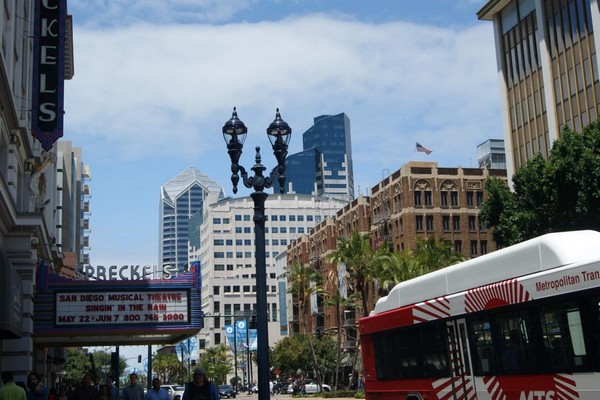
{"left": 279, "top": 113, "right": 354, "bottom": 201}
{"left": 477, "top": 138, "right": 507, "bottom": 169}
{"left": 159, "top": 167, "right": 224, "bottom": 274}
{"left": 478, "top": 0, "right": 600, "bottom": 179}
{"left": 191, "top": 194, "right": 347, "bottom": 355}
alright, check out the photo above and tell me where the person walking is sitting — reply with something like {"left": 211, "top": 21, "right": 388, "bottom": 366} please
{"left": 26, "top": 373, "right": 48, "bottom": 400}
{"left": 0, "top": 372, "right": 27, "bottom": 400}
{"left": 71, "top": 374, "right": 99, "bottom": 400}
{"left": 122, "top": 374, "right": 143, "bottom": 400}
{"left": 105, "top": 377, "right": 119, "bottom": 400}
{"left": 182, "top": 368, "right": 218, "bottom": 400}
{"left": 143, "top": 379, "right": 168, "bottom": 400}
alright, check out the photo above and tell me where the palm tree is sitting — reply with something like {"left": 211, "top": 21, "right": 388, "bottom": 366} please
{"left": 322, "top": 268, "right": 360, "bottom": 390}
{"left": 285, "top": 260, "right": 325, "bottom": 389}
{"left": 326, "top": 231, "right": 375, "bottom": 318}
{"left": 200, "top": 344, "right": 232, "bottom": 384}
{"left": 413, "top": 236, "right": 465, "bottom": 272}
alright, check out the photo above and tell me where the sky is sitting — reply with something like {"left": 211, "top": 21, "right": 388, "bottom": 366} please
{"left": 64, "top": 0, "right": 499, "bottom": 268}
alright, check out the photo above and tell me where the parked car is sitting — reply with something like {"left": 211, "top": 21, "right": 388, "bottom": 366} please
{"left": 161, "top": 384, "right": 185, "bottom": 400}
{"left": 218, "top": 384, "right": 236, "bottom": 398}
{"left": 287, "top": 380, "right": 331, "bottom": 394}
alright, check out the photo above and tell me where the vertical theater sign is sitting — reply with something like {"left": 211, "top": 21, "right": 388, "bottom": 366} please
{"left": 32, "top": 0, "right": 66, "bottom": 150}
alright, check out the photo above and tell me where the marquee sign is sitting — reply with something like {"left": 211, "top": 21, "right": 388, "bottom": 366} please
{"left": 55, "top": 290, "right": 189, "bottom": 325}
{"left": 32, "top": 0, "right": 66, "bottom": 150}
{"left": 33, "top": 261, "right": 203, "bottom": 346}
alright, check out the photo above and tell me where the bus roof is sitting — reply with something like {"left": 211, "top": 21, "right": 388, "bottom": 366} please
{"left": 371, "top": 230, "right": 600, "bottom": 315}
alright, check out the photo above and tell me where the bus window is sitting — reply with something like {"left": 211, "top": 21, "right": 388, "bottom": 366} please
{"left": 496, "top": 310, "right": 535, "bottom": 374}
{"left": 469, "top": 317, "right": 496, "bottom": 375}
{"left": 539, "top": 302, "right": 587, "bottom": 370}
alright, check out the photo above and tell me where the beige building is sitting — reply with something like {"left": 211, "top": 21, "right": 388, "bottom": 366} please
{"left": 478, "top": 0, "right": 600, "bottom": 180}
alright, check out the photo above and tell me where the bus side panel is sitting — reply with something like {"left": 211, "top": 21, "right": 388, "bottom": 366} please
{"left": 473, "top": 372, "right": 600, "bottom": 399}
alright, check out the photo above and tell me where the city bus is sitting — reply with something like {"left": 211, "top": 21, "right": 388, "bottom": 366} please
{"left": 359, "top": 230, "right": 600, "bottom": 400}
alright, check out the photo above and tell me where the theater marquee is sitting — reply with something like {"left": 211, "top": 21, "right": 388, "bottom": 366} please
{"left": 33, "top": 261, "right": 203, "bottom": 346}
{"left": 55, "top": 291, "right": 189, "bottom": 325}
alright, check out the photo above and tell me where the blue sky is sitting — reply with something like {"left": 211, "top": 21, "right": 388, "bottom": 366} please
{"left": 64, "top": 0, "right": 498, "bottom": 269}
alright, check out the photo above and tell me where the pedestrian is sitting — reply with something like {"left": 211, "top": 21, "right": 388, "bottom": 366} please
{"left": 56, "top": 386, "right": 69, "bottom": 400}
{"left": 71, "top": 373, "right": 99, "bottom": 400}
{"left": 99, "top": 385, "right": 111, "bottom": 400}
{"left": 105, "top": 377, "right": 119, "bottom": 400}
{"left": 182, "top": 368, "right": 218, "bottom": 400}
{"left": 26, "top": 373, "right": 48, "bottom": 400}
{"left": 143, "top": 379, "right": 168, "bottom": 400}
{"left": 0, "top": 371, "right": 27, "bottom": 400}
{"left": 122, "top": 374, "right": 143, "bottom": 400}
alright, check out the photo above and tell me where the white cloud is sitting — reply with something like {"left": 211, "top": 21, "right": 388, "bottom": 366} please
{"left": 63, "top": 8, "right": 502, "bottom": 265}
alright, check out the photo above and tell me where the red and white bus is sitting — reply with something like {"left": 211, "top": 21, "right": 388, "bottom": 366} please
{"left": 359, "top": 230, "right": 600, "bottom": 400}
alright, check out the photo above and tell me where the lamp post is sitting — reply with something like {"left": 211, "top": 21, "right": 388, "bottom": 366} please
{"left": 222, "top": 107, "right": 291, "bottom": 400}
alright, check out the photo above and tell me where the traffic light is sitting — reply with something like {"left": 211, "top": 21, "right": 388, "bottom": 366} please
{"left": 137, "top": 355, "right": 142, "bottom": 363}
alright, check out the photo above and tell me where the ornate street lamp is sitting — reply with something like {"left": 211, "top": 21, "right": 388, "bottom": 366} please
{"left": 222, "top": 107, "right": 291, "bottom": 400}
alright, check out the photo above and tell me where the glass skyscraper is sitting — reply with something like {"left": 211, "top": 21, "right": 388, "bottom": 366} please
{"left": 277, "top": 112, "right": 354, "bottom": 201}
{"left": 159, "top": 167, "right": 224, "bottom": 274}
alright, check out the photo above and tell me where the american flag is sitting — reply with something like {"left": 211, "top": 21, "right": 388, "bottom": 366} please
{"left": 416, "top": 142, "right": 432, "bottom": 155}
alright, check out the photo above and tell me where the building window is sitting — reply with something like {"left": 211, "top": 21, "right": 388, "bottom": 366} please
{"left": 481, "top": 240, "right": 488, "bottom": 255}
{"left": 454, "top": 240, "right": 462, "bottom": 253}
{"left": 214, "top": 333, "right": 221, "bottom": 345}
{"left": 214, "top": 239, "right": 224, "bottom": 246}
{"left": 469, "top": 216, "right": 477, "bottom": 231}
{"left": 224, "top": 286, "right": 231, "bottom": 293}
{"left": 244, "top": 227, "right": 251, "bottom": 233}
{"left": 441, "top": 192, "right": 448, "bottom": 207}
{"left": 471, "top": 240, "right": 478, "bottom": 257}
{"left": 425, "top": 191, "right": 432, "bottom": 206}
{"left": 245, "top": 252, "right": 252, "bottom": 258}
{"left": 243, "top": 285, "right": 251, "bottom": 293}
{"left": 467, "top": 191, "right": 474, "bottom": 206}
{"left": 416, "top": 215, "right": 424, "bottom": 231}
{"left": 235, "top": 215, "right": 242, "bottom": 221}
{"left": 476, "top": 191, "right": 484, "bottom": 206}
{"left": 213, "top": 218, "right": 221, "bottom": 224}
{"left": 215, "top": 264, "right": 225, "bottom": 271}
{"left": 271, "top": 303, "right": 277, "bottom": 322}
{"left": 245, "top": 239, "right": 252, "bottom": 245}
{"left": 426, "top": 215, "right": 434, "bottom": 231}
{"left": 443, "top": 216, "right": 450, "bottom": 231}
{"left": 213, "top": 286, "right": 220, "bottom": 295}
{"left": 213, "top": 301, "right": 220, "bottom": 314}
{"left": 453, "top": 216, "right": 461, "bottom": 231}
{"left": 227, "top": 264, "right": 233, "bottom": 271}
{"left": 235, "top": 227, "right": 242, "bottom": 234}
{"left": 414, "top": 191, "right": 422, "bottom": 206}
{"left": 244, "top": 215, "right": 251, "bottom": 221}
{"left": 226, "top": 252, "right": 233, "bottom": 258}
{"left": 451, "top": 191, "right": 459, "bottom": 206}
{"left": 233, "top": 285, "right": 240, "bottom": 293}
{"left": 214, "top": 252, "right": 225, "bottom": 259}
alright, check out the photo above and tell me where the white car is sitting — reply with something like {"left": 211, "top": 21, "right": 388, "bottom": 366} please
{"left": 287, "top": 380, "right": 331, "bottom": 394}
{"left": 161, "top": 384, "right": 185, "bottom": 400}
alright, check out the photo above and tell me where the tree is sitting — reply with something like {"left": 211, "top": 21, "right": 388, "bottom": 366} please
{"left": 152, "top": 353, "right": 182, "bottom": 384}
{"left": 198, "top": 344, "right": 232, "bottom": 385}
{"left": 480, "top": 122, "right": 600, "bottom": 244}
{"left": 270, "top": 334, "right": 336, "bottom": 382}
{"left": 63, "top": 349, "right": 93, "bottom": 387}
{"left": 285, "top": 261, "right": 325, "bottom": 390}
{"left": 326, "top": 231, "right": 375, "bottom": 319}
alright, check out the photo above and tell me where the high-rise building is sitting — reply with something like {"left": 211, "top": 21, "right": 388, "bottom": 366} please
{"left": 278, "top": 113, "right": 354, "bottom": 201}
{"left": 56, "top": 141, "right": 91, "bottom": 273}
{"left": 159, "top": 167, "right": 224, "bottom": 274}
{"left": 477, "top": 139, "right": 507, "bottom": 169}
{"left": 478, "top": 0, "right": 600, "bottom": 179}
{"left": 190, "top": 194, "right": 347, "bottom": 361}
